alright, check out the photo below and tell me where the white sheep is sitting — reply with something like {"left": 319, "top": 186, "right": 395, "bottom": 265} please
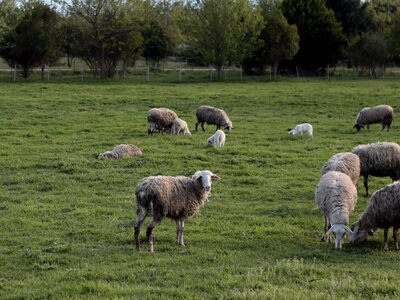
{"left": 288, "top": 123, "right": 313, "bottom": 137}
{"left": 320, "top": 152, "right": 360, "bottom": 186}
{"left": 170, "top": 117, "right": 191, "bottom": 136}
{"left": 134, "top": 170, "right": 221, "bottom": 252}
{"left": 98, "top": 144, "right": 142, "bottom": 159}
{"left": 207, "top": 130, "right": 226, "bottom": 147}
{"left": 315, "top": 171, "right": 358, "bottom": 249}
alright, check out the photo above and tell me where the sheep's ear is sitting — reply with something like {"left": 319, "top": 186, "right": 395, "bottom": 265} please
{"left": 211, "top": 174, "right": 221, "bottom": 181}
{"left": 192, "top": 174, "right": 202, "bottom": 181}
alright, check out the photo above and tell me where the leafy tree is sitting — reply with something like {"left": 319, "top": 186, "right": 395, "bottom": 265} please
{"left": 348, "top": 32, "right": 389, "bottom": 77}
{"left": 0, "top": 1, "right": 62, "bottom": 79}
{"left": 388, "top": 12, "right": 400, "bottom": 63}
{"left": 68, "top": 0, "right": 146, "bottom": 78}
{"left": 281, "top": 0, "right": 346, "bottom": 74}
{"left": 0, "top": 0, "right": 20, "bottom": 42}
{"left": 183, "top": 0, "right": 262, "bottom": 79}
{"left": 142, "top": 20, "right": 171, "bottom": 68}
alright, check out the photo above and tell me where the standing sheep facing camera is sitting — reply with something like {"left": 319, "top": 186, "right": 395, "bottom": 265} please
{"left": 195, "top": 105, "right": 233, "bottom": 132}
{"left": 147, "top": 108, "right": 178, "bottom": 135}
{"left": 315, "top": 171, "right": 358, "bottom": 250}
{"left": 207, "top": 130, "right": 226, "bottom": 147}
{"left": 98, "top": 144, "right": 142, "bottom": 159}
{"left": 354, "top": 104, "right": 394, "bottom": 131}
{"left": 170, "top": 117, "right": 191, "bottom": 136}
{"left": 134, "top": 170, "right": 221, "bottom": 252}
{"left": 288, "top": 123, "right": 313, "bottom": 137}
{"left": 351, "top": 142, "right": 400, "bottom": 196}
{"left": 321, "top": 152, "right": 360, "bottom": 186}
{"left": 350, "top": 182, "right": 400, "bottom": 251}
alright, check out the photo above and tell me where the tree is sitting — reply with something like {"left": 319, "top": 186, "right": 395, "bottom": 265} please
{"left": 348, "top": 32, "right": 389, "bottom": 78}
{"left": 142, "top": 20, "right": 171, "bottom": 68}
{"left": 0, "top": 1, "right": 62, "bottom": 79}
{"left": 388, "top": 12, "right": 400, "bottom": 63}
{"left": 258, "top": 2, "right": 299, "bottom": 76}
{"left": 67, "top": 0, "right": 146, "bottom": 78}
{"left": 183, "top": 0, "right": 262, "bottom": 79}
{"left": 281, "top": 0, "right": 346, "bottom": 74}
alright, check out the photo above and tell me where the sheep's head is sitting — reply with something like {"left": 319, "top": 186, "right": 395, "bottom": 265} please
{"left": 326, "top": 224, "right": 353, "bottom": 250}
{"left": 98, "top": 151, "right": 116, "bottom": 159}
{"left": 349, "top": 221, "right": 374, "bottom": 244}
{"left": 288, "top": 129, "right": 294, "bottom": 135}
{"left": 192, "top": 170, "right": 220, "bottom": 191}
{"left": 353, "top": 124, "right": 364, "bottom": 131}
{"left": 224, "top": 122, "right": 233, "bottom": 132}
{"left": 207, "top": 136, "right": 214, "bottom": 145}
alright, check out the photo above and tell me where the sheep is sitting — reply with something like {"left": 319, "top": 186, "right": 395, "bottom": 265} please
{"left": 320, "top": 152, "right": 360, "bottom": 186}
{"left": 207, "top": 130, "right": 226, "bottom": 148}
{"left": 351, "top": 142, "right": 400, "bottom": 196}
{"left": 354, "top": 104, "right": 394, "bottom": 131}
{"left": 134, "top": 170, "right": 221, "bottom": 252}
{"left": 288, "top": 123, "right": 313, "bottom": 137}
{"left": 195, "top": 105, "right": 233, "bottom": 132}
{"left": 170, "top": 117, "right": 191, "bottom": 136}
{"left": 350, "top": 182, "right": 400, "bottom": 251}
{"left": 315, "top": 171, "right": 358, "bottom": 249}
{"left": 98, "top": 144, "right": 142, "bottom": 159}
{"left": 147, "top": 108, "right": 178, "bottom": 136}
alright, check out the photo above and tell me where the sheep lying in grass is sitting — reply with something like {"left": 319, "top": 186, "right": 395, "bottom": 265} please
{"left": 207, "top": 130, "right": 225, "bottom": 147}
{"left": 134, "top": 170, "right": 221, "bottom": 252}
{"left": 350, "top": 182, "right": 400, "bottom": 251}
{"left": 170, "top": 117, "right": 191, "bottom": 136}
{"left": 351, "top": 142, "right": 400, "bottom": 196}
{"left": 147, "top": 108, "right": 178, "bottom": 136}
{"left": 321, "top": 152, "right": 360, "bottom": 186}
{"left": 98, "top": 144, "right": 142, "bottom": 159}
{"left": 195, "top": 105, "right": 232, "bottom": 132}
{"left": 315, "top": 171, "right": 358, "bottom": 250}
{"left": 354, "top": 105, "right": 394, "bottom": 132}
{"left": 288, "top": 123, "right": 313, "bottom": 137}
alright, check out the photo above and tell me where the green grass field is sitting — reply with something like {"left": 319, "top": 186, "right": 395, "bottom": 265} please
{"left": 1, "top": 76, "right": 400, "bottom": 299}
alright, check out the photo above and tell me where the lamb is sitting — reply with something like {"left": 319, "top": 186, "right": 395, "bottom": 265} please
{"left": 195, "top": 105, "right": 233, "bottom": 132}
{"left": 288, "top": 123, "right": 313, "bottom": 137}
{"left": 170, "top": 117, "right": 191, "bottom": 136}
{"left": 147, "top": 108, "right": 178, "bottom": 136}
{"left": 350, "top": 182, "right": 400, "bottom": 250}
{"left": 134, "top": 170, "right": 221, "bottom": 252}
{"left": 98, "top": 144, "right": 142, "bottom": 159}
{"left": 207, "top": 130, "right": 226, "bottom": 147}
{"left": 354, "top": 104, "right": 394, "bottom": 131}
{"left": 320, "top": 152, "right": 360, "bottom": 186}
{"left": 351, "top": 142, "right": 400, "bottom": 196}
{"left": 315, "top": 171, "right": 358, "bottom": 249}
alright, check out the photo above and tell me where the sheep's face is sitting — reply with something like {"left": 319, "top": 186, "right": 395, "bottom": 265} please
{"left": 327, "top": 224, "right": 353, "bottom": 250}
{"left": 192, "top": 170, "right": 221, "bottom": 191}
{"left": 353, "top": 124, "right": 364, "bottom": 131}
{"left": 224, "top": 122, "right": 233, "bottom": 132}
{"left": 349, "top": 222, "right": 371, "bottom": 244}
{"left": 288, "top": 129, "right": 294, "bottom": 135}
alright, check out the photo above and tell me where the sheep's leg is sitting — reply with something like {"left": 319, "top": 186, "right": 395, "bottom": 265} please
{"left": 393, "top": 227, "right": 399, "bottom": 250}
{"left": 175, "top": 220, "right": 181, "bottom": 245}
{"left": 201, "top": 122, "right": 206, "bottom": 132}
{"left": 134, "top": 206, "right": 147, "bottom": 251}
{"left": 321, "top": 216, "right": 329, "bottom": 242}
{"left": 363, "top": 175, "right": 369, "bottom": 197}
{"left": 146, "top": 216, "right": 163, "bottom": 253}
{"left": 195, "top": 122, "right": 199, "bottom": 132}
{"left": 384, "top": 228, "right": 389, "bottom": 251}
{"left": 178, "top": 220, "right": 185, "bottom": 246}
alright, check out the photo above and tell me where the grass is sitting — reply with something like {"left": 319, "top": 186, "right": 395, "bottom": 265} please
{"left": 1, "top": 76, "right": 400, "bottom": 299}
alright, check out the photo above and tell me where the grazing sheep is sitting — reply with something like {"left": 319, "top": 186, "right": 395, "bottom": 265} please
{"left": 134, "top": 170, "right": 221, "bottom": 252}
{"left": 98, "top": 144, "right": 142, "bottom": 159}
{"left": 315, "top": 171, "right": 358, "bottom": 249}
{"left": 195, "top": 105, "right": 233, "bottom": 132}
{"left": 351, "top": 142, "right": 400, "bottom": 196}
{"left": 288, "top": 123, "right": 313, "bottom": 137}
{"left": 207, "top": 130, "right": 226, "bottom": 148}
{"left": 350, "top": 182, "right": 400, "bottom": 250}
{"left": 147, "top": 108, "right": 178, "bottom": 136}
{"left": 321, "top": 152, "right": 360, "bottom": 186}
{"left": 170, "top": 117, "right": 191, "bottom": 136}
{"left": 354, "top": 104, "right": 394, "bottom": 131}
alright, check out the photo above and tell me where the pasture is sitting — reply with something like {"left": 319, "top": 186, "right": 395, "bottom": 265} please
{"left": 1, "top": 76, "right": 400, "bottom": 299}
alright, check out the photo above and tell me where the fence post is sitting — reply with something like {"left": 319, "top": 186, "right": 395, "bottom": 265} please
{"left": 296, "top": 66, "right": 299, "bottom": 78}
{"left": 179, "top": 64, "right": 182, "bottom": 82}
{"left": 47, "top": 65, "right": 50, "bottom": 81}
{"left": 210, "top": 69, "right": 212, "bottom": 81}
{"left": 81, "top": 68, "right": 84, "bottom": 81}
{"left": 240, "top": 65, "right": 243, "bottom": 80}
{"left": 327, "top": 65, "right": 329, "bottom": 79}
{"left": 269, "top": 65, "right": 272, "bottom": 80}
{"left": 13, "top": 63, "right": 16, "bottom": 81}
{"left": 147, "top": 65, "right": 150, "bottom": 81}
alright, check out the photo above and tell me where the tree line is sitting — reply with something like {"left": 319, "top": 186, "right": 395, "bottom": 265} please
{"left": 0, "top": 0, "right": 399, "bottom": 79}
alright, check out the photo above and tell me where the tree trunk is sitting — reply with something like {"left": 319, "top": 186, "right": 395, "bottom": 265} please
{"left": 41, "top": 64, "right": 45, "bottom": 80}
{"left": 216, "top": 66, "right": 223, "bottom": 79}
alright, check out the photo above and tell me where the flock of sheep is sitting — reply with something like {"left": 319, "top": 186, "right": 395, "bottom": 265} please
{"left": 99, "top": 102, "right": 398, "bottom": 252}
{"left": 316, "top": 104, "right": 400, "bottom": 250}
